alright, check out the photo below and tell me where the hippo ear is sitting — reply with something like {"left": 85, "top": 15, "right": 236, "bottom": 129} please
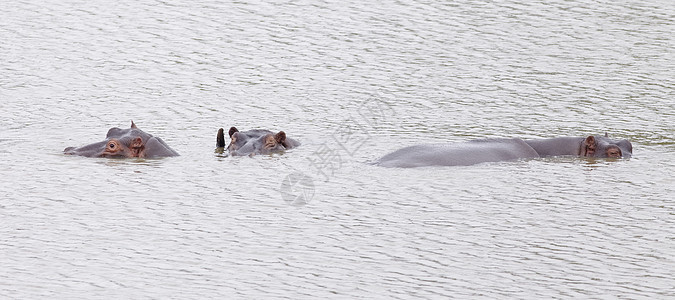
{"left": 131, "top": 121, "right": 137, "bottom": 129}
{"left": 228, "top": 127, "right": 239, "bottom": 137}
{"left": 605, "top": 132, "right": 609, "bottom": 137}
{"left": 585, "top": 136, "right": 596, "bottom": 146}
{"left": 581, "top": 135, "right": 597, "bottom": 156}
{"left": 129, "top": 136, "right": 144, "bottom": 157}
{"left": 216, "top": 128, "right": 226, "bottom": 148}
{"left": 275, "top": 131, "right": 286, "bottom": 144}
{"left": 131, "top": 136, "right": 143, "bottom": 147}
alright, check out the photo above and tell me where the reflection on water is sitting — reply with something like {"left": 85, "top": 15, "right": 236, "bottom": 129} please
{"left": 94, "top": 158, "right": 172, "bottom": 168}
{"left": 1, "top": 0, "right": 674, "bottom": 298}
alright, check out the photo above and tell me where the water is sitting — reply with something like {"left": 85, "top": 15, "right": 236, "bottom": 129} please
{"left": 1, "top": 0, "right": 673, "bottom": 298}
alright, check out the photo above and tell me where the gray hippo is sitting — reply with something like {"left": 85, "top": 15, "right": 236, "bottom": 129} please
{"left": 377, "top": 134, "right": 632, "bottom": 168}
{"left": 216, "top": 127, "right": 300, "bottom": 156}
{"left": 377, "top": 138, "right": 540, "bottom": 168}
{"left": 64, "top": 121, "right": 179, "bottom": 158}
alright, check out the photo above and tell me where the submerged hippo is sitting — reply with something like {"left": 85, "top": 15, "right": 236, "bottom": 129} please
{"left": 216, "top": 127, "right": 300, "bottom": 156}
{"left": 377, "top": 138, "right": 540, "bottom": 168}
{"left": 377, "top": 134, "right": 632, "bottom": 168}
{"left": 64, "top": 121, "right": 179, "bottom": 158}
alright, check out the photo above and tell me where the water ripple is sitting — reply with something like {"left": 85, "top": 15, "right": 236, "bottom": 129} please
{"left": 1, "top": 0, "right": 674, "bottom": 298}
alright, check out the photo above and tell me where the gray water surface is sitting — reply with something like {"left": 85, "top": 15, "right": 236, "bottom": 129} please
{"left": 1, "top": 0, "right": 674, "bottom": 298}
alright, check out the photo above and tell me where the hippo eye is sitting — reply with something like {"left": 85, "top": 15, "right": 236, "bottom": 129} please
{"left": 109, "top": 143, "right": 115, "bottom": 149}
{"left": 607, "top": 149, "right": 621, "bottom": 157}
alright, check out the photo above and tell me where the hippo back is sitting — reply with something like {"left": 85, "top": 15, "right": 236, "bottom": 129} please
{"left": 524, "top": 137, "right": 585, "bottom": 156}
{"left": 377, "top": 138, "right": 539, "bottom": 168}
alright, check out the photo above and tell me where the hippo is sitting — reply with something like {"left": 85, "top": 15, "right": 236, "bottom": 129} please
{"left": 216, "top": 127, "right": 300, "bottom": 156}
{"left": 524, "top": 134, "right": 632, "bottom": 158}
{"left": 377, "top": 138, "right": 540, "bottom": 168}
{"left": 64, "top": 121, "right": 179, "bottom": 158}
{"left": 377, "top": 134, "right": 632, "bottom": 168}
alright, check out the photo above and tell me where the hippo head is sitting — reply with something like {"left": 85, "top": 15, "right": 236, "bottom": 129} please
{"left": 233, "top": 130, "right": 289, "bottom": 156}
{"left": 64, "top": 121, "right": 179, "bottom": 158}
{"left": 216, "top": 127, "right": 292, "bottom": 156}
{"left": 580, "top": 135, "right": 633, "bottom": 158}
{"left": 226, "top": 127, "right": 255, "bottom": 153}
